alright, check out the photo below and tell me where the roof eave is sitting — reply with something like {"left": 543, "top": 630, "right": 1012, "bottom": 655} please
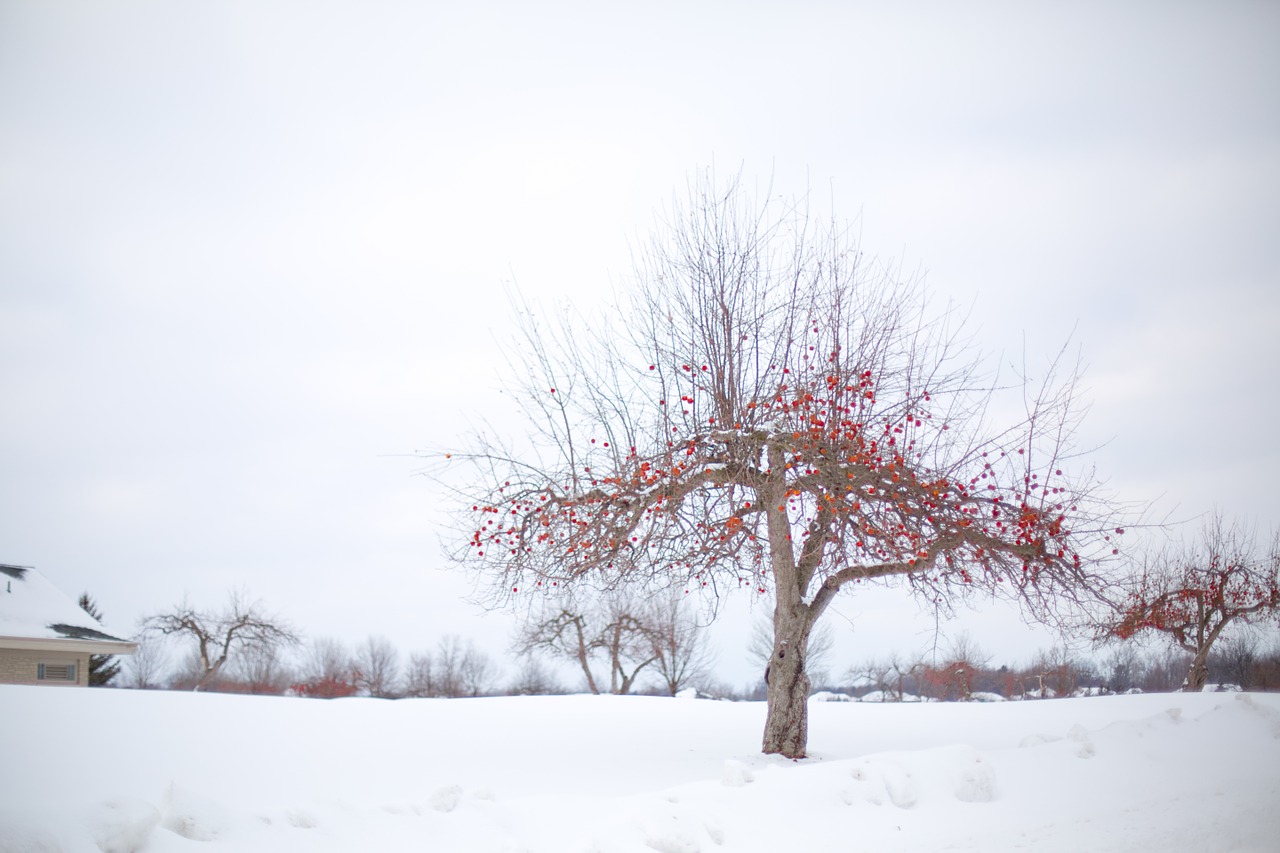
{"left": 0, "top": 635, "right": 138, "bottom": 655}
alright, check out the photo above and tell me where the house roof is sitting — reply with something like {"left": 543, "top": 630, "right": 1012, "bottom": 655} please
{"left": 0, "top": 564, "right": 135, "bottom": 652}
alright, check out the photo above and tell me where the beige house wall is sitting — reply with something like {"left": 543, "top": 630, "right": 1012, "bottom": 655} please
{"left": 0, "top": 647, "right": 89, "bottom": 686}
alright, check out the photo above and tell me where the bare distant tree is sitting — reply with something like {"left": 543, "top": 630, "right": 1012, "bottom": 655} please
{"left": 1026, "top": 646, "right": 1087, "bottom": 698}
{"left": 1102, "top": 644, "right": 1143, "bottom": 694}
{"left": 433, "top": 635, "right": 494, "bottom": 697}
{"left": 123, "top": 636, "right": 170, "bottom": 689}
{"left": 846, "top": 657, "right": 889, "bottom": 697}
{"left": 942, "top": 632, "right": 990, "bottom": 669}
{"left": 433, "top": 635, "right": 467, "bottom": 697}
{"left": 1101, "top": 513, "right": 1280, "bottom": 691}
{"left": 434, "top": 172, "right": 1125, "bottom": 756}
{"left": 515, "top": 605, "right": 604, "bottom": 694}
{"left": 506, "top": 656, "right": 566, "bottom": 696}
{"left": 228, "top": 640, "right": 296, "bottom": 694}
{"left": 169, "top": 649, "right": 219, "bottom": 691}
{"left": 515, "top": 595, "right": 660, "bottom": 695}
{"left": 403, "top": 651, "right": 435, "bottom": 698}
{"left": 301, "top": 636, "right": 354, "bottom": 684}
{"left": 460, "top": 643, "right": 495, "bottom": 697}
{"left": 645, "top": 591, "right": 716, "bottom": 695}
{"left": 354, "top": 635, "right": 401, "bottom": 698}
{"left": 847, "top": 654, "right": 922, "bottom": 701}
{"left": 292, "top": 637, "right": 358, "bottom": 698}
{"left": 599, "top": 605, "right": 660, "bottom": 695}
{"left": 1210, "top": 634, "right": 1259, "bottom": 690}
{"left": 1254, "top": 641, "right": 1280, "bottom": 691}
{"left": 925, "top": 632, "right": 991, "bottom": 701}
{"left": 140, "top": 591, "right": 300, "bottom": 691}
{"left": 1139, "top": 646, "right": 1191, "bottom": 693}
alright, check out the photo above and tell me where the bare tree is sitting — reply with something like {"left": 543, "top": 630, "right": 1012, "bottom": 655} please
{"left": 1139, "top": 646, "right": 1191, "bottom": 693}
{"left": 506, "top": 655, "right": 566, "bottom": 695}
{"left": 884, "top": 656, "right": 924, "bottom": 701}
{"left": 300, "top": 636, "right": 353, "bottom": 683}
{"left": 140, "top": 592, "right": 299, "bottom": 691}
{"left": 1210, "top": 634, "right": 1259, "bottom": 690}
{"left": 845, "top": 654, "right": 926, "bottom": 701}
{"left": 229, "top": 640, "right": 295, "bottom": 694}
{"left": 123, "top": 636, "right": 170, "bottom": 689}
{"left": 645, "top": 591, "right": 716, "bottom": 695}
{"left": 845, "top": 658, "right": 890, "bottom": 698}
{"left": 599, "top": 603, "right": 660, "bottom": 694}
{"left": 291, "top": 637, "right": 359, "bottom": 698}
{"left": 433, "top": 635, "right": 494, "bottom": 697}
{"left": 436, "top": 172, "right": 1123, "bottom": 756}
{"left": 1102, "top": 644, "right": 1143, "bottom": 694}
{"left": 515, "top": 605, "right": 604, "bottom": 694}
{"left": 459, "top": 642, "right": 495, "bottom": 697}
{"left": 354, "top": 634, "right": 401, "bottom": 698}
{"left": 435, "top": 637, "right": 467, "bottom": 697}
{"left": 514, "top": 595, "right": 660, "bottom": 695}
{"left": 1253, "top": 640, "right": 1280, "bottom": 691}
{"left": 1025, "top": 646, "right": 1087, "bottom": 698}
{"left": 925, "top": 632, "right": 992, "bottom": 701}
{"left": 403, "top": 651, "right": 435, "bottom": 698}
{"left": 1101, "top": 513, "right": 1280, "bottom": 691}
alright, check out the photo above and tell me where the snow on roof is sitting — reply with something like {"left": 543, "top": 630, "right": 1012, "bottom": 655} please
{"left": 0, "top": 564, "right": 130, "bottom": 643}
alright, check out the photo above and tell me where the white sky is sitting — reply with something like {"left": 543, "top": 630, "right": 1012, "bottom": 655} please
{"left": 2, "top": 0, "right": 1278, "bottom": 688}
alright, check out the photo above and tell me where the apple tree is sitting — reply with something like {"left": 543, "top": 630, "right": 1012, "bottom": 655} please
{"left": 1102, "top": 513, "right": 1279, "bottom": 691}
{"left": 435, "top": 174, "right": 1123, "bottom": 757}
{"left": 141, "top": 591, "right": 299, "bottom": 692}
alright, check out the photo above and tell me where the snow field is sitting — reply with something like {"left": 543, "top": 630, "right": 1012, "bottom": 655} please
{"left": 1, "top": 688, "right": 1278, "bottom": 852}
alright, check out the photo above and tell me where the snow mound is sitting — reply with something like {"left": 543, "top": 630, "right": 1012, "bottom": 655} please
{"left": 720, "top": 760, "right": 754, "bottom": 787}
{"left": 91, "top": 798, "right": 161, "bottom": 853}
{"left": 809, "top": 691, "right": 852, "bottom": 702}
{"left": 0, "top": 798, "right": 159, "bottom": 853}
{"left": 161, "top": 785, "right": 238, "bottom": 842}
{"left": 858, "top": 690, "right": 928, "bottom": 703}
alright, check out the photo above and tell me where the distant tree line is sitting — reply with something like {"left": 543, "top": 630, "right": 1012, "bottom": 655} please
{"left": 116, "top": 586, "right": 717, "bottom": 699}
{"left": 832, "top": 633, "right": 1280, "bottom": 703}
{"left": 94, "top": 570, "right": 1279, "bottom": 702}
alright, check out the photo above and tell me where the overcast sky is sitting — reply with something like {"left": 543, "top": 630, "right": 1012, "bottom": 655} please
{"left": 2, "top": 1, "right": 1278, "bottom": 688}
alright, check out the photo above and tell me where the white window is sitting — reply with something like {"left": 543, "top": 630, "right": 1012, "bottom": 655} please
{"left": 37, "top": 663, "right": 76, "bottom": 682}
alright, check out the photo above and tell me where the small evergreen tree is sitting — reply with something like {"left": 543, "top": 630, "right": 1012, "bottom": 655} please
{"left": 78, "top": 592, "right": 122, "bottom": 686}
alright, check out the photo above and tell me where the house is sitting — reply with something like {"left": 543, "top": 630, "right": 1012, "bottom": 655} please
{"left": 0, "top": 564, "right": 136, "bottom": 686}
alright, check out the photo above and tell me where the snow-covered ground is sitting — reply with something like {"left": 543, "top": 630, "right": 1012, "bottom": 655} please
{"left": 2, "top": 687, "right": 1278, "bottom": 852}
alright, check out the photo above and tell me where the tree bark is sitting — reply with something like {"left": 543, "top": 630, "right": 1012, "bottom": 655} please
{"left": 762, "top": 604, "right": 813, "bottom": 758}
{"left": 570, "top": 615, "right": 600, "bottom": 695}
{"left": 194, "top": 657, "right": 226, "bottom": 692}
{"left": 1183, "top": 649, "right": 1210, "bottom": 692}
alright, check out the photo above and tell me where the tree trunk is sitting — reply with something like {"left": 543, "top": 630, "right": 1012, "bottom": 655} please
{"left": 572, "top": 617, "right": 600, "bottom": 694}
{"left": 194, "top": 657, "right": 226, "bottom": 692}
{"left": 762, "top": 606, "right": 813, "bottom": 758}
{"left": 1183, "top": 649, "right": 1210, "bottom": 692}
